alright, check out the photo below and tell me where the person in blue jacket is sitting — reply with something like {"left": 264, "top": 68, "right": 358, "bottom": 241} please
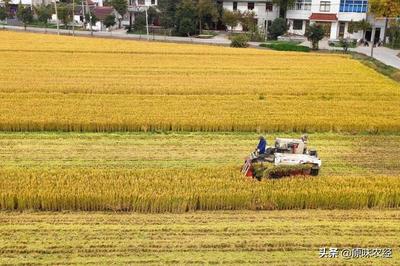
{"left": 256, "top": 136, "right": 267, "bottom": 154}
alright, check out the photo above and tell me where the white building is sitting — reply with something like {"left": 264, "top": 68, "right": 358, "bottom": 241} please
{"left": 221, "top": 0, "right": 280, "bottom": 31}
{"left": 286, "top": 0, "right": 373, "bottom": 41}
{"left": 129, "top": 0, "right": 157, "bottom": 7}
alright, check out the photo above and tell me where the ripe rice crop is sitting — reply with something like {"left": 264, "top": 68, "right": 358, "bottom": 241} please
{"left": 1, "top": 210, "right": 399, "bottom": 265}
{"left": 1, "top": 167, "right": 399, "bottom": 212}
{"left": 0, "top": 31, "right": 399, "bottom": 133}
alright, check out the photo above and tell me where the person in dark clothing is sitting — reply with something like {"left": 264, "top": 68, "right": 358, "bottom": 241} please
{"left": 256, "top": 136, "right": 267, "bottom": 154}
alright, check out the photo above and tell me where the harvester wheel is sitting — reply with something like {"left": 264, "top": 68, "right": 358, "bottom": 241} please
{"left": 310, "top": 167, "right": 319, "bottom": 176}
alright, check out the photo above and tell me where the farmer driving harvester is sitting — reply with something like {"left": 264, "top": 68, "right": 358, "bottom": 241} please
{"left": 242, "top": 134, "right": 322, "bottom": 179}
{"left": 256, "top": 136, "right": 267, "bottom": 155}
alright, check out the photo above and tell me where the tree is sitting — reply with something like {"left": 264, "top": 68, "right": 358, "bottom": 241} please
{"left": 3, "top": 0, "right": 10, "bottom": 18}
{"left": 0, "top": 6, "right": 6, "bottom": 29}
{"left": 16, "top": 4, "right": 33, "bottom": 30}
{"left": 230, "top": 34, "right": 249, "bottom": 48}
{"left": 133, "top": 11, "right": 146, "bottom": 32}
{"left": 0, "top": 6, "right": 7, "bottom": 22}
{"left": 240, "top": 10, "right": 256, "bottom": 32}
{"left": 35, "top": 5, "right": 52, "bottom": 32}
{"left": 369, "top": 0, "right": 400, "bottom": 44}
{"left": 85, "top": 13, "right": 98, "bottom": 27}
{"left": 222, "top": 9, "right": 239, "bottom": 34}
{"left": 272, "top": 0, "right": 295, "bottom": 18}
{"left": 339, "top": 37, "right": 352, "bottom": 53}
{"left": 104, "top": 14, "right": 116, "bottom": 31}
{"left": 196, "top": 0, "right": 219, "bottom": 34}
{"left": 147, "top": 6, "right": 159, "bottom": 25}
{"left": 348, "top": 19, "right": 371, "bottom": 41}
{"left": 175, "top": 0, "right": 196, "bottom": 36}
{"left": 305, "top": 24, "right": 325, "bottom": 50}
{"left": 388, "top": 21, "right": 400, "bottom": 48}
{"left": 111, "top": 0, "right": 127, "bottom": 29}
{"left": 269, "top": 17, "right": 287, "bottom": 39}
{"left": 158, "top": 0, "right": 179, "bottom": 29}
{"left": 57, "top": 4, "right": 72, "bottom": 29}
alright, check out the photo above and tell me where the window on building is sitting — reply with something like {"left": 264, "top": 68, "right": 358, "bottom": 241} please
{"left": 340, "top": 0, "right": 368, "bottom": 13}
{"left": 294, "top": 0, "right": 311, "bottom": 11}
{"left": 266, "top": 2, "right": 273, "bottom": 12}
{"left": 293, "top": 20, "right": 303, "bottom": 30}
{"left": 320, "top": 1, "right": 331, "bottom": 12}
{"left": 151, "top": 0, "right": 155, "bottom": 5}
{"left": 137, "top": 0, "right": 145, "bottom": 5}
{"left": 233, "top": 1, "right": 237, "bottom": 11}
{"left": 248, "top": 2, "right": 255, "bottom": 10}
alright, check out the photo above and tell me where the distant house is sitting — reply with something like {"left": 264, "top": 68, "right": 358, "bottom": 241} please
{"left": 70, "top": 2, "right": 119, "bottom": 31}
{"left": 220, "top": 0, "right": 391, "bottom": 42}
{"left": 130, "top": 0, "right": 158, "bottom": 7}
{"left": 221, "top": 0, "right": 280, "bottom": 32}
{"left": 0, "top": 0, "right": 37, "bottom": 18}
{"left": 90, "top": 6, "right": 119, "bottom": 31}
{"left": 286, "top": 0, "right": 389, "bottom": 42}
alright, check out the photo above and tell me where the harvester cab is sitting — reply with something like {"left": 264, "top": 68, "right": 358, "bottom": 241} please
{"left": 241, "top": 136, "right": 321, "bottom": 180}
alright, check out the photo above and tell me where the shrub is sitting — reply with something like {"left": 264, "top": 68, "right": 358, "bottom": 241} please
{"left": 269, "top": 18, "right": 287, "bottom": 40}
{"left": 260, "top": 42, "right": 310, "bottom": 52}
{"left": 230, "top": 34, "right": 249, "bottom": 48}
{"left": 338, "top": 37, "right": 354, "bottom": 53}
{"left": 104, "top": 15, "right": 116, "bottom": 30}
{"left": 249, "top": 30, "right": 265, "bottom": 42}
{"left": 305, "top": 24, "right": 325, "bottom": 50}
{"left": 133, "top": 12, "right": 146, "bottom": 32}
{"left": 388, "top": 23, "right": 400, "bottom": 49}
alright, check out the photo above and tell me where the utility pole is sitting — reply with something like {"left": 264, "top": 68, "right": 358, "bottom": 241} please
{"left": 85, "top": 0, "right": 93, "bottom": 36}
{"left": 135, "top": 5, "right": 149, "bottom": 41}
{"left": 145, "top": 7, "right": 149, "bottom": 41}
{"left": 54, "top": 0, "right": 60, "bottom": 35}
{"left": 72, "top": 0, "right": 75, "bottom": 36}
{"left": 370, "top": 25, "right": 376, "bottom": 58}
{"left": 128, "top": 0, "right": 132, "bottom": 32}
{"left": 265, "top": 9, "right": 269, "bottom": 42}
{"left": 81, "top": 0, "right": 85, "bottom": 24}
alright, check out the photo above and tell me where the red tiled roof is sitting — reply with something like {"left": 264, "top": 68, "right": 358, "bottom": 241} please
{"left": 93, "top": 6, "right": 115, "bottom": 20}
{"left": 309, "top": 13, "right": 338, "bottom": 21}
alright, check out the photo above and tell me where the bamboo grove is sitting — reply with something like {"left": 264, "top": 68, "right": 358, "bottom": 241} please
{"left": 0, "top": 31, "right": 399, "bottom": 133}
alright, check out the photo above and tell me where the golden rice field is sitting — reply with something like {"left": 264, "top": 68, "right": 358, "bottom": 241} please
{"left": 0, "top": 132, "right": 399, "bottom": 212}
{"left": 2, "top": 167, "right": 400, "bottom": 212}
{"left": 0, "top": 31, "right": 399, "bottom": 132}
{"left": 1, "top": 30, "right": 400, "bottom": 264}
{"left": 1, "top": 210, "right": 399, "bottom": 265}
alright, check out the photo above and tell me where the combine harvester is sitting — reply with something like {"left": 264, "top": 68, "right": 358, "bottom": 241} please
{"left": 241, "top": 135, "right": 322, "bottom": 180}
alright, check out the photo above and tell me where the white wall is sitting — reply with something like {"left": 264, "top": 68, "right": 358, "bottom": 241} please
{"left": 133, "top": 0, "right": 157, "bottom": 6}
{"left": 287, "top": 0, "right": 368, "bottom": 40}
{"left": 372, "top": 18, "right": 390, "bottom": 41}
{"left": 287, "top": 10, "right": 311, "bottom": 21}
{"left": 222, "top": 0, "right": 279, "bottom": 31}
{"left": 9, "top": 0, "right": 32, "bottom": 5}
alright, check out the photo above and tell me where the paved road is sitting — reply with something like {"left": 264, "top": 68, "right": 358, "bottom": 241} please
{"left": 354, "top": 46, "right": 400, "bottom": 69}
{"left": 3, "top": 25, "right": 400, "bottom": 69}
{"left": 301, "top": 39, "right": 400, "bottom": 69}
{"left": 1, "top": 25, "right": 233, "bottom": 45}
